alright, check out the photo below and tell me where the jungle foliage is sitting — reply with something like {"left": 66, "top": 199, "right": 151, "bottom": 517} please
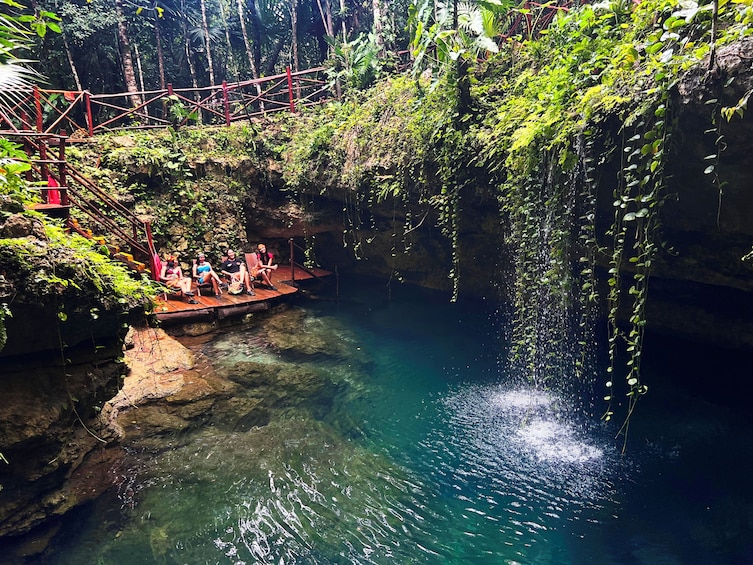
{"left": 11, "top": 0, "right": 412, "bottom": 94}
{"left": 274, "top": 0, "right": 753, "bottom": 443}
{"left": 3, "top": 0, "right": 752, "bottom": 443}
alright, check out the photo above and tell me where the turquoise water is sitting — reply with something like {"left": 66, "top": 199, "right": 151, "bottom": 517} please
{"left": 45, "top": 279, "right": 753, "bottom": 564}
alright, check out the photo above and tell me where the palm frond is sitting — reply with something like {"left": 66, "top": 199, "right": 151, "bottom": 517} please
{"left": 0, "top": 7, "right": 38, "bottom": 121}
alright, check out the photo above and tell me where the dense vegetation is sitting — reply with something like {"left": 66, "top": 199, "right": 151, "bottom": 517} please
{"left": 275, "top": 0, "right": 753, "bottom": 443}
{"left": 2, "top": 0, "right": 753, "bottom": 443}
{"left": 13, "top": 0, "right": 413, "bottom": 94}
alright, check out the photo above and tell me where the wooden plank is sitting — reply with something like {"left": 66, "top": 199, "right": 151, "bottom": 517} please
{"left": 155, "top": 279, "right": 293, "bottom": 324}
{"left": 275, "top": 264, "right": 332, "bottom": 283}
{"left": 216, "top": 301, "right": 269, "bottom": 320}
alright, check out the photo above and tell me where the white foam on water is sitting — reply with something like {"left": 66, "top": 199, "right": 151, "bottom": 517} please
{"left": 444, "top": 384, "right": 609, "bottom": 490}
{"left": 490, "top": 389, "right": 553, "bottom": 410}
{"left": 517, "top": 418, "right": 603, "bottom": 464}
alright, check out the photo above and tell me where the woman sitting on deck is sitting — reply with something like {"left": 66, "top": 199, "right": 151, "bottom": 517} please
{"left": 252, "top": 243, "right": 278, "bottom": 291}
{"left": 193, "top": 253, "right": 223, "bottom": 296}
{"left": 220, "top": 249, "right": 254, "bottom": 296}
{"left": 160, "top": 254, "right": 198, "bottom": 304}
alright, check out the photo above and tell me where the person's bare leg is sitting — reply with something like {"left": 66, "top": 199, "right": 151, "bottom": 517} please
{"left": 238, "top": 267, "right": 253, "bottom": 294}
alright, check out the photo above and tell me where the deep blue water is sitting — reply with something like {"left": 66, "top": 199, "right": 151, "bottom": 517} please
{"left": 42, "top": 278, "right": 753, "bottom": 564}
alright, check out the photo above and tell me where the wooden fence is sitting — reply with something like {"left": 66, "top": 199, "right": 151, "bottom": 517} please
{"left": 0, "top": 66, "right": 330, "bottom": 137}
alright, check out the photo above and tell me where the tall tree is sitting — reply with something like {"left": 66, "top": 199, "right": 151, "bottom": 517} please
{"left": 135, "top": 2, "right": 168, "bottom": 89}
{"left": 177, "top": 0, "right": 199, "bottom": 89}
{"left": 153, "top": 5, "right": 167, "bottom": 89}
{"left": 236, "top": 0, "right": 259, "bottom": 79}
{"left": 372, "top": 0, "right": 386, "bottom": 56}
{"left": 315, "top": 0, "right": 334, "bottom": 43}
{"left": 216, "top": 0, "right": 238, "bottom": 80}
{"left": 248, "top": 0, "right": 262, "bottom": 74}
{"left": 114, "top": 0, "right": 142, "bottom": 108}
{"left": 199, "top": 0, "right": 216, "bottom": 84}
{"left": 290, "top": 0, "right": 299, "bottom": 74}
{"left": 61, "top": 30, "right": 82, "bottom": 91}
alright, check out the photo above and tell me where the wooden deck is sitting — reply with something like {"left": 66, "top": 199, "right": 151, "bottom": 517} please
{"left": 154, "top": 264, "right": 332, "bottom": 325}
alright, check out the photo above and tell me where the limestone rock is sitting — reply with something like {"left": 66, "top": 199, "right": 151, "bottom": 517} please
{"left": 0, "top": 214, "right": 47, "bottom": 240}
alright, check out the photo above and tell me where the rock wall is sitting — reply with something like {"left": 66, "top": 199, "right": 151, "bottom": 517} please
{"left": 236, "top": 43, "right": 753, "bottom": 350}
{"left": 0, "top": 338, "right": 124, "bottom": 541}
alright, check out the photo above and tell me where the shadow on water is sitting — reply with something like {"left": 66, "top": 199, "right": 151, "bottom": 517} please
{"left": 34, "top": 277, "right": 753, "bottom": 564}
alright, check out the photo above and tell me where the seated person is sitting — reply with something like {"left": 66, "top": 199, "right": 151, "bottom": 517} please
{"left": 220, "top": 249, "right": 255, "bottom": 295}
{"left": 253, "top": 243, "right": 278, "bottom": 290}
{"left": 159, "top": 254, "right": 198, "bottom": 304}
{"left": 193, "top": 253, "right": 222, "bottom": 296}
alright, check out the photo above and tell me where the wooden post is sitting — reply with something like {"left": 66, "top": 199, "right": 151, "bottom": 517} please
{"left": 59, "top": 131, "right": 69, "bottom": 206}
{"left": 145, "top": 221, "right": 160, "bottom": 281}
{"left": 85, "top": 91, "right": 94, "bottom": 137}
{"left": 286, "top": 67, "right": 296, "bottom": 113}
{"left": 289, "top": 238, "right": 296, "bottom": 282}
{"left": 22, "top": 134, "right": 33, "bottom": 182}
{"left": 34, "top": 86, "right": 43, "bottom": 132}
{"left": 39, "top": 140, "right": 49, "bottom": 201}
{"left": 222, "top": 81, "right": 231, "bottom": 126}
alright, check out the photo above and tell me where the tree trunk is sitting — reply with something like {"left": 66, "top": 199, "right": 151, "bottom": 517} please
{"left": 314, "top": 0, "right": 333, "bottom": 64}
{"left": 133, "top": 43, "right": 150, "bottom": 118}
{"left": 237, "top": 0, "right": 259, "bottom": 79}
{"left": 180, "top": 0, "right": 199, "bottom": 90}
{"left": 315, "top": 0, "right": 334, "bottom": 45}
{"left": 264, "top": 34, "right": 288, "bottom": 76}
{"left": 114, "top": 0, "right": 142, "bottom": 109}
{"left": 248, "top": 0, "right": 262, "bottom": 76}
{"left": 134, "top": 42, "right": 145, "bottom": 92}
{"left": 236, "top": 0, "right": 264, "bottom": 112}
{"left": 200, "top": 0, "right": 216, "bottom": 85}
{"left": 217, "top": 0, "right": 239, "bottom": 81}
{"left": 179, "top": 0, "right": 200, "bottom": 122}
{"left": 62, "top": 32, "right": 82, "bottom": 92}
{"left": 155, "top": 13, "right": 166, "bottom": 90}
{"left": 339, "top": 0, "right": 347, "bottom": 41}
{"left": 291, "top": 0, "right": 299, "bottom": 75}
{"left": 315, "top": 0, "right": 334, "bottom": 38}
{"left": 372, "top": 0, "right": 385, "bottom": 56}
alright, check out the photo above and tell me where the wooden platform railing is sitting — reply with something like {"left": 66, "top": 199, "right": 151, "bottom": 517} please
{"left": 0, "top": 66, "right": 330, "bottom": 137}
{"left": 288, "top": 237, "right": 338, "bottom": 295}
{"left": 7, "top": 130, "right": 159, "bottom": 275}
{"left": 8, "top": 131, "right": 71, "bottom": 208}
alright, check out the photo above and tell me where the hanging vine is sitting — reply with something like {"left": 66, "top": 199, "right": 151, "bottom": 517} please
{"left": 267, "top": 0, "right": 751, "bottom": 438}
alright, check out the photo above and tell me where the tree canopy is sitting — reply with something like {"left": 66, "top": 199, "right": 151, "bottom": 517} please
{"left": 12, "top": 0, "right": 415, "bottom": 93}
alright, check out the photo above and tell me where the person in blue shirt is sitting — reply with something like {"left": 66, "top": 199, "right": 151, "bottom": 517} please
{"left": 193, "top": 253, "right": 223, "bottom": 296}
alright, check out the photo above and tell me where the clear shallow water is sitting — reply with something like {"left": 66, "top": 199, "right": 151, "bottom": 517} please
{"left": 45, "top": 279, "right": 753, "bottom": 564}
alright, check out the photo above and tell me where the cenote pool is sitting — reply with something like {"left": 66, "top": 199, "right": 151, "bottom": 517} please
{"left": 44, "top": 278, "right": 753, "bottom": 564}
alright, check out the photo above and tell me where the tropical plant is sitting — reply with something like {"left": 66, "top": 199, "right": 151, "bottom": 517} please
{"left": 407, "top": 0, "right": 511, "bottom": 81}
{"left": 325, "top": 33, "right": 380, "bottom": 91}
{"left": 1, "top": 0, "right": 56, "bottom": 110}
